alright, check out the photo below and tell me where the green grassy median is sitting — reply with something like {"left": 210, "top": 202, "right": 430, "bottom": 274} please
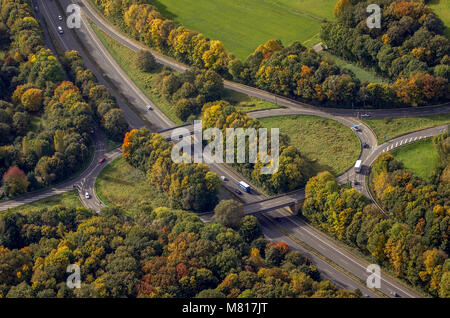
{"left": 259, "top": 115, "right": 361, "bottom": 175}
{"left": 95, "top": 156, "right": 169, "bottom": 214}
{"left": 391, "top": 138, "right": 440, "bottom": 181}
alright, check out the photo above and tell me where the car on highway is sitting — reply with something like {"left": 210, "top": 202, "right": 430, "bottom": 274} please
{"left": 361, "top": 113, "right": 371, "bottom": 118}
{"left": 363, "top": 143, "right": 370, "bottom": 149}
{"left": 85, "top": 192, "right": 90, "bottom": 199}
{"left": 146, "top": 105, "right": 153, "bottom": 111}
{"left": 220, "top": 176, "right": 227, "bottom": 181}
{"left": 353, "top": 180, "right": 360, "bottom": 186}
{"left": 234, "top": 189, "right": 242, "bottom": 195}
{"left": 98, "top": 157, "right": 106, "bottom": 164}
{"left": 57, "top": 15, "right": 63, "bottom": 21}
{"left": 57, "top": 26, "right": 64, "bottom": 34}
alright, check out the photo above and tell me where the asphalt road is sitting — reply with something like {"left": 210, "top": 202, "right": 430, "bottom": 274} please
{"left": 75, "top": 0, "right": 450, "bottom": 119}
{"left": 0, "top": 128, "right": 110, "bottom": 212}
{"left": 6, "top": 0, "right": 443, "bottom": 298}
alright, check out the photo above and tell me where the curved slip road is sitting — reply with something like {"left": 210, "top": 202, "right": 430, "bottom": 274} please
{"left": 6, "top": 0, "right": 447, "bottom": 298}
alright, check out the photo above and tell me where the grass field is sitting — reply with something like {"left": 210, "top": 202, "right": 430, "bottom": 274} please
{"left": 154, "top": 0, "right": 334, "bottom": 60}
{"left": 4, "top": 191, "right": 83, "bottom": 214}
{"left": 95, "top": 156, "right": 171, "bottom": 214}
{"left": 391, "top": 138, "right": 439, "bottom": 181}
{"left": 258, "top": 115, "right": 360, "bottom": 175}
{"left": 428, "top": 0, "right": 450, "bottom": 38}
{"left": 363, "top": 114, "right": 450, "bottom": 144}
{"left": 320, "top": 52, "right": 388, "bottom": 84}
{"left": 106, "top": 138, "right": 122, "bottom": 152}
{"left": 92, "top": 23, "right": 281, "bottom": 121}
{"left": 224, "top": 89, "right": 284, "bottom": 112}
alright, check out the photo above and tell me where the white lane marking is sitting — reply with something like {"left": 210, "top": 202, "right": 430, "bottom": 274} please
{"left": 79, "top": 12, "right": 174, "bottom": 128}
{"left": 278, "top": 213, "right": 418, "bottom": 298}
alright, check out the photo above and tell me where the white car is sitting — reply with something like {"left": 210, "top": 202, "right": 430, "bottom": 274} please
{"left": 57, "top": 15, "right": 63, "bottom": 21}
{"left": 146, "top": 105, "right": 153, "bottom": 111}
{"left": 85, "top": 192, "right": 90, "bottom": 199}
{"left": 361, "top": 113, "right": 371, "bottom": 118}
{"left": 220, "top": 176, "right": 227, "bottom": 181}
{"left": 57, "top": 26, "right": 64, "bottom": 34}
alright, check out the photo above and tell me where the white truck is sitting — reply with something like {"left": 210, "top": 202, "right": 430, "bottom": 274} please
{"left": 354, "top": 160, "right": 362, "bottom": 173}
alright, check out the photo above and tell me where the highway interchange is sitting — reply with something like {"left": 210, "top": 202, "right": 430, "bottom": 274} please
{"left": 2, "top": 0, "right": 449, "bottom": 298}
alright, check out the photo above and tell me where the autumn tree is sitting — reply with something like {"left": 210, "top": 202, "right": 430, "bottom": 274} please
{"left": 2, "top": 166, "right": 29, "bottom": 197}
{"left": 333, "top": 0, "right": 352, "bottom": 18}
{"left": 213, "top": 200, "right": 244, "bottom": 229}
{"left": 21, "top": 88, "right": 42, "bottom": 112}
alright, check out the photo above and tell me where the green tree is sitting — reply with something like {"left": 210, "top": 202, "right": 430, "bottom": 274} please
{"left": 102, "top": 109, "right": 129, "bottom": 141}
{"left": 239, "top": 216, "right": 262, "bottom": 243}
{"left": 135, "top": 50, "right": 157, "bottom": 72}
{"left": 213, "top": 200, "right": 244, "bottom": 229}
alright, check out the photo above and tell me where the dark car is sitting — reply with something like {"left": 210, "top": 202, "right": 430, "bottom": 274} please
{"left": 234, "top": 189, "right": 242, "bottom": 195}
{"left": 363, "top": 143, "right": 370, "bottom": 149}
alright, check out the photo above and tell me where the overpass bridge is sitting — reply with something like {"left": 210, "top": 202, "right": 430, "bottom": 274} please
{"left": 158, "top": 123, "right": 194, "bottom": 140}
{"left": 243, "top": 189, "right": 305, "bottom": 215}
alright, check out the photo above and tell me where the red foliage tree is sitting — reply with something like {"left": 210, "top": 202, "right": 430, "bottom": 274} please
{"left": 2, "top": 166, "right": 29, "bottom": 197}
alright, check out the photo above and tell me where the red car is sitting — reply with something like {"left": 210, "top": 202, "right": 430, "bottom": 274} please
{"left": 98, "top": 157, "right": 106, "bottom": 164}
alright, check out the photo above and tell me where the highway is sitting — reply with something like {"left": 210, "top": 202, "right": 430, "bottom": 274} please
{"left": 4, "top": 0, "right": 446, "bottom": 298}
{"left": 75, "top": 0, "right": 450, "bottom": 119}
{"left": 0, "top": 128, "right": 115, "bottom": 212}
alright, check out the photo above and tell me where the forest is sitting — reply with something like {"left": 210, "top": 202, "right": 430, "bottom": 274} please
{"left": 301, "top": 132, "right": 449, "bottom": 297}
{"left": 0, "top": 204, "right": 360, "bottom": 298}
{"left": 321, "top": 0, "right": 450, "bottom": 107}
{"left": 90, "top": 0, "right": 449, "bottom": 108}
{"left": 122, "top": 127, "right": 221, "bottom": 212}
{"left": 0, "top": 0, "right": 128, "bottom": 199}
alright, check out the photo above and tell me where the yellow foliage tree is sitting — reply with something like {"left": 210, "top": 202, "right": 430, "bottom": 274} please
{"left": 333, "top": 0, "right": 352, "bottom": 17}
{"left": 21, "top": 88, "right": 43, "bottom": 112}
